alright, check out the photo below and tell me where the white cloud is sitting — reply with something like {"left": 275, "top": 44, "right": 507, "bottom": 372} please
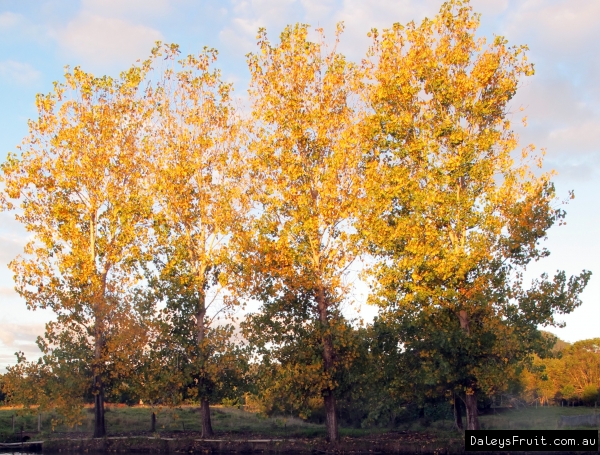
{"left": 301, "top": 0, "right": 336, "bottom": 21}
{"left": 234, "top": 0, "right": 297, "bottom": 24}
{"left": 218, "top": 0, "right": 443, "bottom": 65}
{"left": 513, "top": 77, "right": 593, "bottom": 127}
{"left": 219, "top": 17, "right": 261, "bottom": 54}
{"left": 80, "top": 0, "right": 171, "bottom": 20}
{"left": 0, "top": 11, "right": 22, "bottom": 29}
{"left": 0, "top": 320, "right": 45, "bottom": 348}
{"left": 56, "top": 12, "right": 163, "bottom": 68}
{"left": 0, "top": 287, "right": 18, "bottom": 299}
{"left": 504, "top": 0, "right": 600, "bottom": 57}
{"left": 494, "top": 0, "right": 600, "bottom": 180}
{"left": 0, "top": 322, "right": 45, "bottom": 371}
{"left": 0, "top": 322, "right": 38, "bottom": 346}
{"left": 0, "top": 213, "right": 28, "bottom": 265}
{"left": 219, "top": 0, "right": 301, "bottom": 54}
{"left": 548, "top": 121, "right": 600, "bottom": 155}
{"left": 509, "top": 75, "right": 600, "bottom": 181}
{"left": 0, "top": 300, "right": 55, "bottom": 371}
{"left": 0, "top": 60, "right": 41, "bottom": 85}
{"left": 471, "top": 0, "right": 509, "bottom": 17}
{"left": 332, "top": 0, "right": 442, "bottom": 61}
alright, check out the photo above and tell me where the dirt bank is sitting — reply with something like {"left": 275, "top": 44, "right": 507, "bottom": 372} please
{"left": 39, "top": 434, "right": 463, "bottom": 454}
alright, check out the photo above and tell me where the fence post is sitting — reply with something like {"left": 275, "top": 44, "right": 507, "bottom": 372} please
{"left": 12, "top": 414, "right": 15, "bottom": 432}
{"left": 38, "top": 413, "right": 41, "bottom": 432}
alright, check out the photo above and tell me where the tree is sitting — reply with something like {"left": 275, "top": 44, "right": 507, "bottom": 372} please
{"left": 561, "top": 339, "right": 600, "bottom": 403}
{"left": 2, "top": 345, "right": 91, "bottom": 427}
{"left": 581, "top": 385, "right": 599, "bottom": 406}
{"left": 146, "top": 44, "right": 247, "bottom": 437}
{"left": 362, "top": 0, "right": 591, "bottom": 430}
{"left": 240, "top": 24, "right": 365, "bottom": 442}
{"left": 1, "top": 62, "right": 154, "bottom": 437}
{"left": 242, "top": 293, "right": 360, "bottom": 425}
{"left": 0, "top": 374, "right": 5, "bottom": 404}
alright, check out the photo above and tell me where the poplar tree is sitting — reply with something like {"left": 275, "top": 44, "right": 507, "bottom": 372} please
{"left": 241, "top": 24, "right": 365, "bottom": 442}
{"left": 363, "top": 0, "right": 591, "bottom": 430}
{"left": 147, "top": 45, "right": 247, "bottom": 437}
{"left": 1, "top": 63, "right": 153, "bottom": 437}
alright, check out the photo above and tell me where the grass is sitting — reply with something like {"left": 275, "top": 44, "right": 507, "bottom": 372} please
{"left": 479, "top": 405, "right": 600, "bottom": 430}
{"left": 0, "top": 405, "right": 325, "bottom": 439}
{"left": 0, "top": 404, "right": 597, "bottom": 441}
{"left": 393, "top": 406, "right": 600, "bottom": 434}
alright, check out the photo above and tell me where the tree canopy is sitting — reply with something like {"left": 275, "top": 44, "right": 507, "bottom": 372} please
{"left": 0, "top": 0, "right": 592, "bottom": 440}
{"left": 360, "top": 0, "right": 591, "bottom": 430}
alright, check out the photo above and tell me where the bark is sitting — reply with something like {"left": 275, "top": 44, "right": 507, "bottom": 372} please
{"left": 201, "top": 398, "right": 214, "bottom": 438}
{"left": 458, "top": 310, "right": 470, "bottom": 335}
{"left": 93, "top": 375, "right": 106, "bottom": 437}
{"left": 91, "top": 216, "right": 106, "bottom": 439}
{"left": 465, "top": 392, "right": 480, "bottom": 430}
{"left": 317, "top": 286, "right": 339, "bottom": 443}
{"left": 323, "top": 391, "right": 338, "bottom": 442}
{"left": 458, "top": 308, "right": 480, "bottom": 430}
{"left": 197, "top": 289, "right": 214, "bottom": 438}
{"left": 151, "top": 412, "right": 156, "bottom": 433}
{"left": 454, "top": 395, "right": 464, "bottom": 430}
{"left": 93, "top": 317, "right": 106, "bottom": 438}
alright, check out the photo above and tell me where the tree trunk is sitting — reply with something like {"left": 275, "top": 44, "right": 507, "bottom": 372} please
{"left": 323, "top": 390, "right": 338, "bottom": 442}
{"left": 317, "top": 286, "right": 339, "bottom": 443}
{"left": 465, "top": 392, "right": 480, "bottom": 430}
{"left": 93, "top": 318, "right": 106, "bottom": 438}
{"left": 201, "top": 398, "right": 214, "bottom": 438}
{"left": 151, "top": 412, "right": 156, "bottom": 433}
{"left": 196, "top": 289, "right": 214, "bottom": 438}
{"left": 91, "top": 219, "right": 106, "bottom": 438}
{"left": 93, "top": 375, "right": 106, "bottom": 437}
{"left": 458, "top": 309, "right": 480, "bottom": 430}
{"left": 454, "top": 395, "right": 464, "bottom": 430}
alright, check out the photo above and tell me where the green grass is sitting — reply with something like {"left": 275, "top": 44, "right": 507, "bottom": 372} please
{"left": 0, "top": 405, "right": 597, "bottom": 441}
{"left": 395, "top": 406, "right": 600, "bottom": 433}
{"left": 0, "top": 405, "right": 325, "bottom": 439}
{"left": 479, "top": 406, "right": 600, "bottom": 430}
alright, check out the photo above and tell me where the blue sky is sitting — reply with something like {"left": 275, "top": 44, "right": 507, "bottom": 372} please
{"left": 0, "top": 0, "right": 599, "bottom": 369}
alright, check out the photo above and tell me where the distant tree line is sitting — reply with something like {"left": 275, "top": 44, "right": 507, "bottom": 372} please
{"left": 522, "top": 337, "right": 600, "bottom": 407}
{"left": 0, "top": 0, "right": 592, "bottom": 442}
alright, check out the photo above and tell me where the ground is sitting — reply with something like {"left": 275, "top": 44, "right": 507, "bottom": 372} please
{"left": 0, "top": 404, "right": 598, "bottom": 445}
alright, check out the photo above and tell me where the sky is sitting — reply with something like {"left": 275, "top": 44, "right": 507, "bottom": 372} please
{"left": 0, "top": 0, "right": 598, "bottom": 370}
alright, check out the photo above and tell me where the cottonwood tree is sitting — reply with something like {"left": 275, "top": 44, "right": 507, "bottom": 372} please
{"left": 239, "top": 24, "right": 365, "bottom": 442}
{"left": 362, "top": 0, "right": 591, "bottom": 430}
{"left": 1, "top": 64, "right": 154, "bottom": 437}
{"left": 147, "top": 45, "right": 247, "bottom": 437}
{"left": 242, "top": 293, "right": 361, "bottom": 425}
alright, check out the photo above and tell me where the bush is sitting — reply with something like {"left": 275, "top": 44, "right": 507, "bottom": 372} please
{"left": 581, "top": 385, "right": 599, "bottom": 406}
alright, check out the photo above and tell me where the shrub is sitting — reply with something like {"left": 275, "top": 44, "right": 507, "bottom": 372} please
{"left": 581, "top": 385, "right": 599, "bottom": 406}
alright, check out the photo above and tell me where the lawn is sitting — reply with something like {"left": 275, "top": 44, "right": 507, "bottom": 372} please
{"left": 0, "top": 404, "right": 598, "bottom": 441}
{"left": 0, "top": 405, "right": 327, "bottom": 439}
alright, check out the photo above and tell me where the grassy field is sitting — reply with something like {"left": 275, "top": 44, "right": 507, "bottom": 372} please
{"left": 0, "top": 405, "right": 598, "bottom": 441}
{"left": 479, "top": 405, "right": 600, "bottom": 430}
{"left": 0, "top": 405, "right": 329, "bottom": 439}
